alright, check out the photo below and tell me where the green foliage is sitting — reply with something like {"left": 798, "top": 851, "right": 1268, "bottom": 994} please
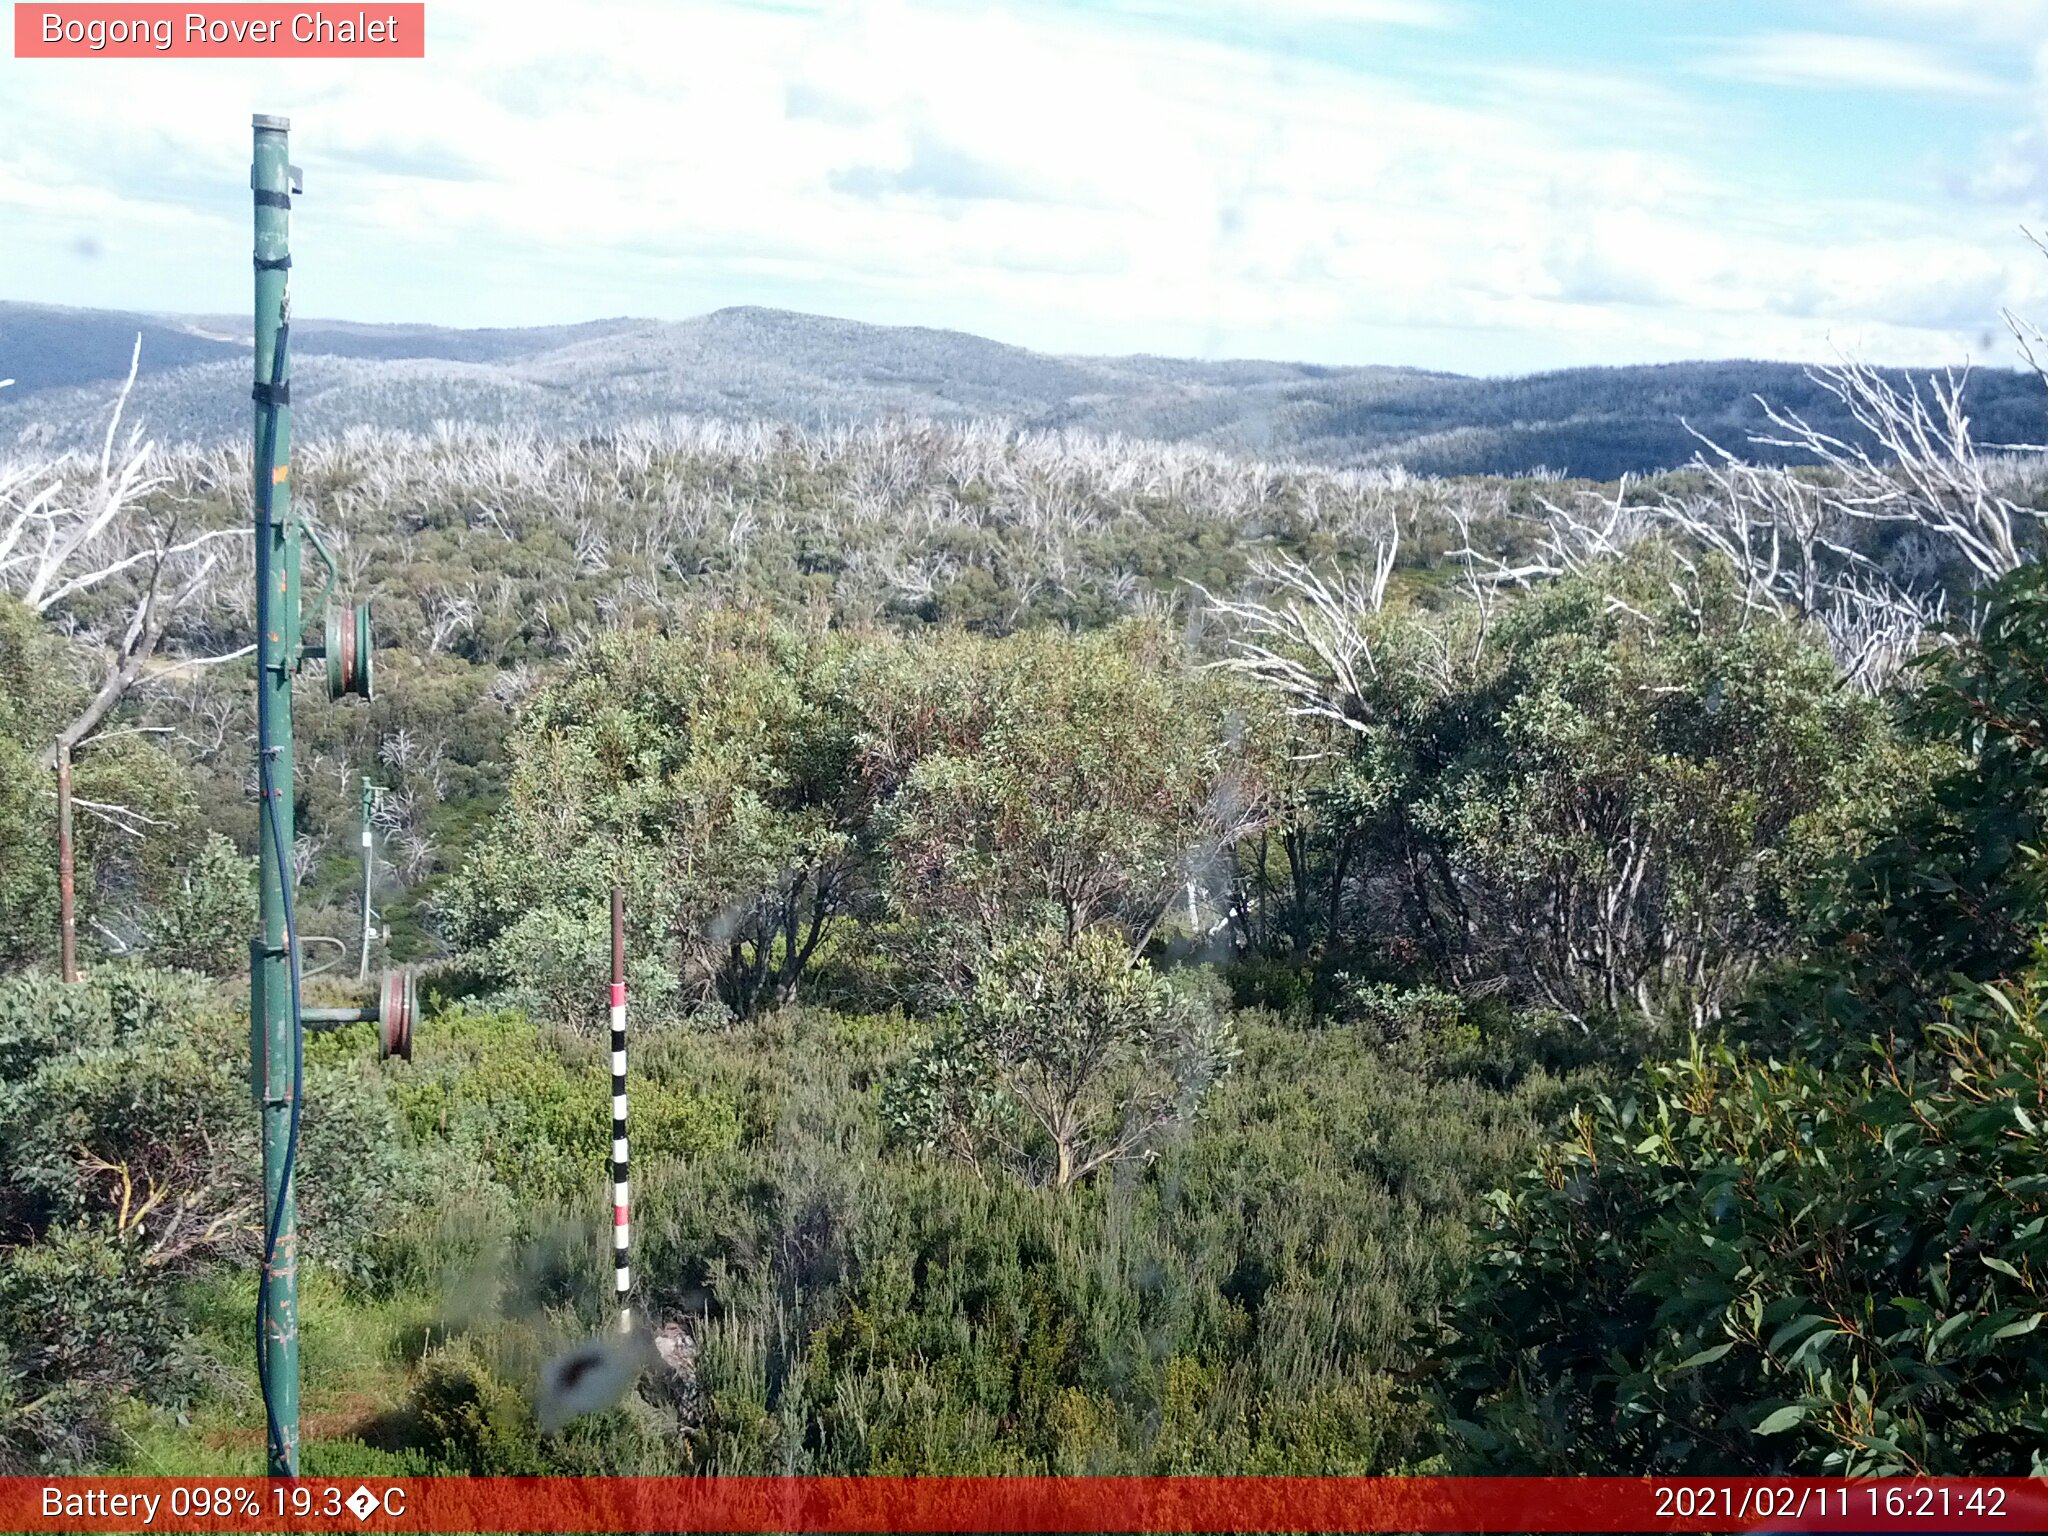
{"left": 865, "top": 620, "right": 1265, "bottom": 972}
{"left": 631, "top": 1008, "right": 1566, "bottom": 1475}
{"left": 1275, "top": 550, "right": 1898, "bottom": 1032}
{"left": 881, "top": 1024, "right": 1018, "bottom": 1176}
{"left": 453, "top": 615, "right": 1268, "bottom": 1025}
{"left": 299, "top": 1439, "right": 451, "bottom": 1478}
{"left": 0, "top": 593, "right": 220, "bottom": 969}
{"left": 1447, "top": 564, "right": 2048, "bottom": 1474}
{"left": 0, "top": 897, "right": 1572, "bottom": 1481}
{"left": 65, "top": 735, "right": 207, "bottom": 957}
{"left": 386, "top": 1006, "right": 741, "bottom": 1206}
{"left": 4, "top": 412, "right": 2018, "bottom": 1482}
{"left": 143, "top": 833, "right": 256, "bottom": 977}
{"left": 472, "top": 907, "right": 679, "bottom": 1038}
{"left": 1446, "top": 979, "right": 2048, "bottom": 1473}
{"left": 0, "top": 1221, "right": 197, "bottom": 1471}
{"left": 400, "top": 1344, "right": 554, "bottom": 1475}
{"left": 0, "top": 596, "right": 64, "bottom": 970}
{"left": 1753, "top": 563, "right": 2048, "bottom": 1061}
{"left": 886, "top": 929, "right": 1237, "bottom": 1189}
{"left": 1335, "top": 980, "right": 1488, "bottom": 1078}
{"left": 0, "top": 967, "right": 433, "bottom": 1468}
{"left": 444, "top": 614, "right": 867, "bottom": 1021}
{"left": 0, "top": 964, "right": 216, "bottom": 1084}
{"left": 1224, "top": 952, "right": 1317, "bottom": 1018}
{"left": 1341, "top": 980, "right": 1465, "bottom": 1044}
{"left": 369, "top": 1326, "right": 689, "bottom": 1477}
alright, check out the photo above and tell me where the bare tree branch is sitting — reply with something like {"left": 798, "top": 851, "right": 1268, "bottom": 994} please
{"left": 1190, "top": 532, "right": 1398, "bottom": 736}
{"left": 0, "top": 343, "right": 247, "bottom": 978}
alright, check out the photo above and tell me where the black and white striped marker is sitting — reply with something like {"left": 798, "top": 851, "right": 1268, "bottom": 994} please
{"left": 609, "top": 886, "right": 631, "bottom": 1333}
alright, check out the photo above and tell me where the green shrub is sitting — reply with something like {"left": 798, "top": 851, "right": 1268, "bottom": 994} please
{"left": 0, "top": 1222, "right": 196, "bottom": 1472}
{"left": 1261, "top": 549, "right": 1899, "bottom": 1034}
{"left": 1446, "top": 567, "right": 2048, "bottom": 1474}
{"left": 388, "top": 1006, "right": 741, "bottom": 1206}
{"left": 0, "top": 968, "right": 249, "bottom": 1255}
{"left": 477, "top": 907, "right": 680, "bottom": 1036}
{"left": 143, "top": 834, "right": 256, "bottom": 978}
{"left": 1446, "top": 976, "right": 2048, "bottom": 1473}
{"left": 403, "top": 1345, "right": 552, "bottom": 1476}
{"left": 1224, "top": 955, "right": 1315, "bottom": 1018}
{"left": 0, "top": 965, "right": 215, "bottom": 1083}
{"left": 632, "top": 1009, "right": 1563, "bottom": 1475}
{"left": 1342, "top": 980, "right": 1463, "bottom": 1042}
{"left": 882, "top": 929, "right": 1238, "bottom": 1190}
{"left": 1750, "top": 563, "right": 2048, "bottom": 1062}
{"left": 0, "top": 966, "right": 436, "bottom": 1469}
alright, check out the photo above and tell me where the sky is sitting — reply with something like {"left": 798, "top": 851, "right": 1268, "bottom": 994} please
{"left": 4, "top": 0, "right": 2048, "bottom": 374}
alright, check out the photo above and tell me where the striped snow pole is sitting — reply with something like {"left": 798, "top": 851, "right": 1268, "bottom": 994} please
{"left": 609, "top": 885, "right": 631, "bottom": 1332}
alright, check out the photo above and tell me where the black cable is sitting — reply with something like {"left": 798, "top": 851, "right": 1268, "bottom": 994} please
{"left": 252, "top": 310, "right": 304, "bottom": 1473}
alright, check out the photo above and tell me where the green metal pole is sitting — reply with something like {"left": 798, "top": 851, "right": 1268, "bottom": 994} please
{"left": 251, "top": 110, "right": 300, "bottom": 1478}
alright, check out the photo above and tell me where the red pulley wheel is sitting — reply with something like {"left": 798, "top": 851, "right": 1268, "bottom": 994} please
{"left": 325, "top": 602, "right": 374, "bottom": 700}
{"left": 379, "top": 967, "right": 415, "bottom": 1060}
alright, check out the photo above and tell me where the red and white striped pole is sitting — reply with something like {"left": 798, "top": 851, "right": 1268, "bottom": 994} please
{"left": 609, "top": 885, "right": 631, "bottom": 1333}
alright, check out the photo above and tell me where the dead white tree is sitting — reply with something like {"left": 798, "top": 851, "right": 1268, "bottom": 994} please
{"left": 1496, "top": 345, "right": 2048, "bottom": 693}
{"left": 1191, "top": 533, "right": 1399, "bottom": 737}
{"left": 1517, "top": 446, "right": 1935, "bottom": 685}
{"left": 1822, "top": 571, "right": 1942, "bottom": 695}
{"left": 1750, "top": 360, "right": 2044, "bottom": 584}
{"left": 423, "top": 582, "right": 480, "bottom": 654}
{"left": 0, "top": 340, "right": 248, "bottom": 979}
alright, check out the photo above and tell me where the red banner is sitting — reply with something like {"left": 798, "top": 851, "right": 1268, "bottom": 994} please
{"left": 12, "top": 4, "right": 424, "bottom": 57}
{"left": 4, "top": 1477, "right": 2046, "bottom": 1532}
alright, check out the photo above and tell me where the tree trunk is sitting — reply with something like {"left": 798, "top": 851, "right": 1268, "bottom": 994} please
{"left": 56, "top": 744, "right": 78, "bottom": 982}
{"left": 41, "top": 574, "right": 168, "bottom": 987}
{"left": 1327, "top": 833, "right": 1354, "bottom": 949}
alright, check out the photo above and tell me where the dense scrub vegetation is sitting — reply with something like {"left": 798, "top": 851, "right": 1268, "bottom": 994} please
{"left": 3, "top": 395, "right": 2048, "bottom": 1475}
{"left": 1449, "top": 568, "right": 2048, "bottom": 1474}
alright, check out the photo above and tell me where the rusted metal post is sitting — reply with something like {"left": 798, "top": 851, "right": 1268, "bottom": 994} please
{"left": 55, "top": 745, "right": 77, "bottom": 982}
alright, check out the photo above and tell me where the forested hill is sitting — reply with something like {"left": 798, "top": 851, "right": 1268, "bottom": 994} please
{"left": 8, "top": 294, "right": 2039, "bottom": 475}
{"left": 4, "top": 299, "right": 2041, "bottom": 479}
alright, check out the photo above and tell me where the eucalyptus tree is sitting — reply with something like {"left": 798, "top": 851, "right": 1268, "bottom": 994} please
{"left": 884, "top": 924, "right": 1236, "bottom": 1190}
{"left": 443, "top": 611, "right": 873, "bottom": 1022}
{"left": 1206, "top": 544, "right": 1896, "bottom": 1032}
{"left": 1447, "top": 562, "right": 2048, "bottom": 1476}
{"left": 0, "top": 349, "right": 246, "bottom": 977}
{"left": 856, "top": 617, "right": 1272, "bottom": 982}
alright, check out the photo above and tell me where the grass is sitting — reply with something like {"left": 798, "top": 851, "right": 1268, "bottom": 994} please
{"left": 107, "top": 1271, "right": 440, "bottom": 1476}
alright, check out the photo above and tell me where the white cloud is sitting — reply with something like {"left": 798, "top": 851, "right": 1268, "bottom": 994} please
{"left": 0, "top": 0, "right": 2042, "bottom": 374}
{"left": 1950, "top": 39, "right": 2048, "bottom": 202}
{"left": 1846, "top": 0, "right": 2048, "bottom": 40}
{"left": 1227, "top": 0, "right": 1459, "bottom": 25}
{"left": 1094, "top": 0, "right": 1461, "bottom": 29}
{"left": 1702, "top": 31, "right": 2010, "bottom": 98}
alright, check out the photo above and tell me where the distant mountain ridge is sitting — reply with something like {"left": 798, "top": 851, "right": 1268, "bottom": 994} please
{"left": 2, "top": 300, "right": 2041, "bottom": 480}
